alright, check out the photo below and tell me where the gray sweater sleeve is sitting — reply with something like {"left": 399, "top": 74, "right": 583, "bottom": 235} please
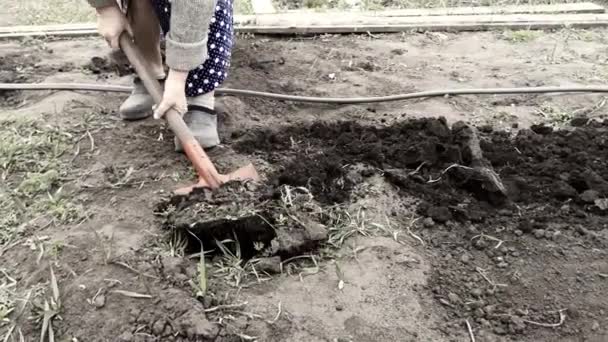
{"left": 165, "top": 0, "right": 214, "bottom": 71}
{"left": 88, "top": 0, "right": 213, "bottom": 72}
{"left": 87, "top": 0, "right": 114, "bottom": 7}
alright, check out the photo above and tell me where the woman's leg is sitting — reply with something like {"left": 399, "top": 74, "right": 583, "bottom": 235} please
{"left": 118, "top": 0, "right": 164, "bottom": 120}
{"left": 126, "top": 0, "right": 164, "bottom": 78}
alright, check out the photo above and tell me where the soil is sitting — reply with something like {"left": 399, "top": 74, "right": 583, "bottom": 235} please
{"left": 1, "top": 30, "right": 608, "bottom": 342}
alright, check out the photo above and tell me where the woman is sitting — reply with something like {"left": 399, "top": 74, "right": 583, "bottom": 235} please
{"left": 88, "top": 0, "right": 233, "bottom": 151}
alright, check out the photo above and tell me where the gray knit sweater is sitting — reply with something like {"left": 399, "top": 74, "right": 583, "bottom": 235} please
{"left": 88, "top": 0, "right": 214, "bottom": 72}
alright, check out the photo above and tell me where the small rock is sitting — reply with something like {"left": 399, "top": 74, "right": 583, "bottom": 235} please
{"left": 162, "top": 324, "right": 173, "bottom": 337}
{"left": 336, "top": 338, "right": 353, "bottom": 342}
{"left": 256, "top": 256, "right": 282, "bottom": 274}
{"left": 580, "top": 190, "right": 599, "bottom": 203}
{"left": 335, "top": 304, "right": 344, "bottom": 311}
{"left": 162, "top": 256, "right": 184, "bottom": 275}
{"left": 533, "top": 229, "right": 546, "bottom": 239}
{"left": 92, "top": 293, "right": 106, "bottom": 308}
{"left": 427, "top": 206, "right": 452, "bottom": 223}
{"left": 518, "top": 220, "right": 533, "bottom": 234}
{"left": 470, "top": 288, "right": 483, "bottom": 298}
{"left": 439, "top": 298, "right": 452, "bottom": 307}
{"left": 497, "top": 262, "right": 508, "bottom": 268}
{"left": 177, "top": 310, "right": 219, "bottom": 339}
{"left": 576, "top": 226, "right": 588, "bottom": 235}
{"left": 479, "top": 125, "right": 493, "bottom": 133}
{"left": 514, "top": 230, "right": 523, "bottom": 237}
{"left": 493, "top": 326, "right": 507, "bottom": 335}
{"left": 484, "top": 305, "right": 497, "bottom": 316}
{"left": 510, "top": 316, "right": 526, "bottom": 333}
{"left": 469, "top": 300, "right": 485, "bottom": 309}
{"left": 118, "top": 331, "right": 133, "bottom": 342}
{"left": 460, "top": 254, "right": 471, "bottom": 264}
{"left": 530, "top": 124, "right": 553, "bottom": 135}
{"left": 474, "top": 239, "right": 489, "bottom": 250}
{"left": 479, "top": 319, "right": 491, "bottom": 327}
{"left": 552, "top": 181, "right": 577, "bottom": 199}
{"left": 447, "top": 292, "right": 461, "bottom": 304}
{"left": 544, "top": 230, "right": 554, "bottom": 239}
{"left": 152, "top": 319, "right": 166, "bottom": 335}
{"left": 423, "top": 217, "right": 435, "bottom": 228}
{"left": 591, "top": 321, "right": 600, "bottom": 331}
{"left": 570, "top": 116, "right": 590, "bottom": 127}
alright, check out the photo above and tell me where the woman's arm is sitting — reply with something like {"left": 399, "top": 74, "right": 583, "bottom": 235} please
{"left": 165, "top": 0, "right": 215, "bottom": 72}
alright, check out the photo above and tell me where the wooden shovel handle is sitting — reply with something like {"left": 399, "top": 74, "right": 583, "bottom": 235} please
{"left": 119, "top": 33, "right": 222, "bottom": 188}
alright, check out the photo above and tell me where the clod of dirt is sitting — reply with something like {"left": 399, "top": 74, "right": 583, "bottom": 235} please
{"left": 85, "top": 55, "right": 132, "bottom": 76}
{"left": 530, "top": 124, "right": 554, "bottom": 135}
{"left": 580, "top": 190, "right": 599, "bottom": 203}
{"left": 256, "top": 256, "right": 282, "bottom": 274}
{"left": 427, "top": 206, "right": 452, "bottom": 223}
{"left": 176, "top": 310, "right": 219, "bottom": 339}
{"left": 158, "top": 182, "right": 328, "bottom": 260}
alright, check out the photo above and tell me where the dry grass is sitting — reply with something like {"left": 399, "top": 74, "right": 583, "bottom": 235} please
{"left": 0, "top": 118, "right": 84, "bottom": 247}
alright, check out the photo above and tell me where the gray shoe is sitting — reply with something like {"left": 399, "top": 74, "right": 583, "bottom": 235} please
{"left": 174, "top": 105, "right": 220, "bottom": 152}
{"left": 119, "top": 77, "right": 163, "bottom": 121}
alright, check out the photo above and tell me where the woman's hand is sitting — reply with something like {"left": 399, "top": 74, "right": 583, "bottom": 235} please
{"left": 96, "top": 5, "right": 132, "bottom": 49}
{"left": 153, "top": 69, "right": 189, "bottom": 120}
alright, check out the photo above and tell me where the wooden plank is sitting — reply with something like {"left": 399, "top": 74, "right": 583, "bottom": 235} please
{"left": 245, "top": 13, "right": 608, "bottom": 27}
{"left": 287, "top": 3, "right": 606, "bottom": 17}
{"left": 2, "top": 13, "right": 608, "bottom": 38}
{"left": 251, "top": 0, "right": 276, "bottom": 14}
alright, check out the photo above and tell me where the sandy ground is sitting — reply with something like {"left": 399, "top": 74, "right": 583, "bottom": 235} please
{"left": 1, "top": 30, "right": 608, "bottom": 342}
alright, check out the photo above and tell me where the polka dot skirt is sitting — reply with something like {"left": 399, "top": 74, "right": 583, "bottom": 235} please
{"left": 151, "top": 0, "right": 234, "bottom": 97}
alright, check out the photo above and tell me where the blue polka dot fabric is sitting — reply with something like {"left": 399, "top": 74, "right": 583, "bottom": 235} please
{"left": 151, "top": 0, "right": 234, "bottom": 97}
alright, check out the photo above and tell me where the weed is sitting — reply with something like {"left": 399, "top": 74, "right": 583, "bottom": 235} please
{"left": 31, "top": 267, "right": 62, "bottom": 342}
{"left": 186, "top": 230, "right": 208, "bottom": 298}
{"left": 502, "top": 30, "right": 541, "bottom": 43}
{"left": 164, "top": 231, "right": 188, "bottom": 258}
{"left": 0, "top": 271, "right": 17, "bottom": 327}
{"left": 0, "top": 118, "right": 86, "bottom": 247}
{"left": 213, "top": 236, "right": 269, "bottom": 288}
{"left": 325, "top": 206, "right": 373, "bottom": 248}
{"left": 536, "top": 102, "right": 574, "bottom": 125}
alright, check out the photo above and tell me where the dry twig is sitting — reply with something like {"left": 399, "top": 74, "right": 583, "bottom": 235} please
{"left": 465, "top": 319, "right": 476, "bottom": 342}
{"left": 204, "top": 302, "right": 248, "bottom": 314}
{"left": 523, "top": 310, "right": 567, "bottom": 328}
{"left": 111, "top": 290, "right": 152, "bottom": 299}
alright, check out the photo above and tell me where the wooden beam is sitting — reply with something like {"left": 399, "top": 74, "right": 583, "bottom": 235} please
{"left": 289, "top": 3, "right": 606, "bottom": 17}
{"left": 239, "top": 13, "right": 608, "bottom": 28}
{"left": 2, "top": 12, "right": 608, "bottom": 38}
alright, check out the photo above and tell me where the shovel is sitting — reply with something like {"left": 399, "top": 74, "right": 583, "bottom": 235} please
{"left": 119, "top": 33, "right": 259, "bottom": 195}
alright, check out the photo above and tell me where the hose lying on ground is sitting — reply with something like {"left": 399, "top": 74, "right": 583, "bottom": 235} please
{"left": 1, "top": 82, "right": 608, "bottom": 104}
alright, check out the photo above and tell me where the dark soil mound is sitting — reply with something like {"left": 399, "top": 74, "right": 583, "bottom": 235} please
{"left": 228, "top": 118, "right": 608, "bottom": 341}
{"left": 234, "top": 118, "right": 608, "bottom": 214}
